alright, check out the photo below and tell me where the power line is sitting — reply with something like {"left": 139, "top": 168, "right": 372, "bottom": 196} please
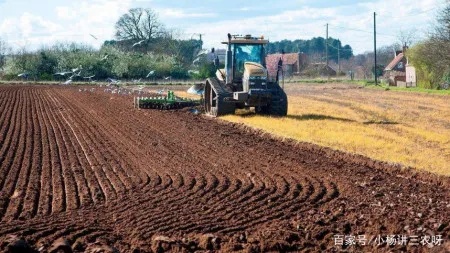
{"left": 377, "top": 4, "right": 444, "bottom": 19}
{"left": 328, "top": 24, "right": 397, "bottom": 38}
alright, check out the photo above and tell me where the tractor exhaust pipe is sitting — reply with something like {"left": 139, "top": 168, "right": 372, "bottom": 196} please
{"left": 226, "top": 33, "right": 233, "bottom": 84}
{"left": 276, "top": 50, "right": 285, "bottom": 89}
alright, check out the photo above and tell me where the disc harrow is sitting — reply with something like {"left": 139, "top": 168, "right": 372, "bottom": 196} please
{"left": 134, "top": 91, "right": 200, "bottom": 110}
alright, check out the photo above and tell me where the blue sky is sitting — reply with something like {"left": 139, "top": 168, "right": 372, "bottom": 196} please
{"left": 0, "top": 0, "right": 444, "bottom": 54}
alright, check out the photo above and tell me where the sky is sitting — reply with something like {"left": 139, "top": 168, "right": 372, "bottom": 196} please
{"left": 0, "top": 0, "right": 445, "bottom": 54}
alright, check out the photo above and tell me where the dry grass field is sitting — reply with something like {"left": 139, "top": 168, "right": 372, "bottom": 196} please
{"left": 221, "top": 83, "right": 450, "bottom": 176}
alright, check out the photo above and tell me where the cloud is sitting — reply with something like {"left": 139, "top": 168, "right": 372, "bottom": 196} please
{"left": 157, "top": 8, "right": 217, "bottom": 18}
{"left": 191, "top": 0, "right": 441, "bottom": 54}
{"left": 0, "top": 12, "right": 62, "bottom": 37}
{"left": 55, "top": 6, "right": 76, "bottom": 20}
{"left": 0, "top": 0, "right": 444, "bottom": 53}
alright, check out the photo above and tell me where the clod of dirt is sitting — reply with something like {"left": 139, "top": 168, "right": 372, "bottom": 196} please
{"left": 236, "top": 232, "right": 247, "bottom": 243}
{"left": 49, "top": 238, "right": 72, "bottom": 253}
{"left": 198, "top": 233, "right": 221, "bottom": 250}
{"left": 84, "top": 242, "right": 119, "bottom": 253}
{"left": 71, "top": 238, "right": 86, "bottom": 252}
{"left": 2, "top": 235, "right": 36, "bottom": 253}
{"left": 151, "top": 236, "right": 173, "bottom": 253}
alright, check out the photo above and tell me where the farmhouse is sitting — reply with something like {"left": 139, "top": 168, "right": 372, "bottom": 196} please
{"left": 384, "top": 46, "right": 416, "bottom": 87}
{"left": 265, "top": 52, "right": 307, "bottom": 78}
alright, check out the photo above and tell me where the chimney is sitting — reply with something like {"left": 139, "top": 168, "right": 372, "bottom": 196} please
{"left": 402, "top": 43, "right": 408, "bottom": 54}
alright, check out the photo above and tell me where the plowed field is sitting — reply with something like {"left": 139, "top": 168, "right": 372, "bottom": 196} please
{"left": 0, "top": 85, "right": 448, "bottom": 252}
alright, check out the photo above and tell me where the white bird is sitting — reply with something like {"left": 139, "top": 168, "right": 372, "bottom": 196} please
{"left": 83, "top": 75, "right": 95, "bottom": 82}
{"left": 54, "top": 71, "right": 72, "bottom": 76}
{"left": 157, "top": 88, "right": 165, "bottom": 95}
{"left": 107, "top": 78, "right": 120, "bottom": 87}
{"left": 72, "top": 65, "right": 82, "bottom": 73}
{"left": 63, "top": 79, "right": 72, "bottom": 85}
{"left": 146, "top": 70, "right": 155, "bottom": 78}
{"left": 17, "top": 73, "right": 29, "bottom": 78}
{"left": 132, "top": 40, "right": 145, "bottom": 47}
{"left": 107, "top": 77, "right": 118, "bottom": 83}
{"left": 164, "top": 76, "right": 171, "bottom": 80}
{"left": 69, "top": 71, "right": 82, "bottom": 80}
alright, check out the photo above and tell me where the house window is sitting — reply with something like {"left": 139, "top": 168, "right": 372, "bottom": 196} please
{"left": 397, "top": 62, "right": 404, "bottom": 69}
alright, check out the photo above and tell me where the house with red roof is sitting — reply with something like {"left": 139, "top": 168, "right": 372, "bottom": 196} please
{"left": 265, "top": 52, "right": 307, "bottom": 78}
{"left": 384, "top": 46, "right": 415, "bottom": 87}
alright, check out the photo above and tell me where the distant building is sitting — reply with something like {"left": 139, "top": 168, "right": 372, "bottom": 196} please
{"left": 384, "top": 46, "right": 416, "bottom": 87}
{"left": 265, "top": 53, "right": 307, "bottom": 78}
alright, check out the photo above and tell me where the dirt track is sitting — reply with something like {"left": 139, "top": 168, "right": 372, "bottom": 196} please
{"left": 0, "top": 85, "right": 448, "bottom": 252}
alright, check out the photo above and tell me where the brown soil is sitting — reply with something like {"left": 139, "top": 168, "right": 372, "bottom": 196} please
{"left": 0, "top": 84, "right": 448, "bottom": 252}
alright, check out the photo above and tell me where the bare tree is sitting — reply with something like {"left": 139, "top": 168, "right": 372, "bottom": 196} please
{"left": 115, "top": 8, "right": 165, "bottom": 41}
{"left": 397, "top": 29, "right": 418, "bottom": 48}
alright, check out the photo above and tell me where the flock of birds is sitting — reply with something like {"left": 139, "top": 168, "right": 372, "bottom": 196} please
{"left": 17, "top": 67, "right": 161, "bottom": 86}
{"left": 77, "top": 85, "right": 167, "bottom": 98}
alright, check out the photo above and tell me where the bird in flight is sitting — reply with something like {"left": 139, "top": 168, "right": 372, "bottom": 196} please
{"left": 63, "top": 79, "right": 72, "bottom": 85}
{"left": 90, "top": 34, "right": 98, "bottom": 40}
{"left": 146, "top": 70, "right": 155, "bottom": 78}
{"left": 54, "top": 71, "right": 72, "bottom": 76}
{"left": 83, "top": 75, "right": 95, "bottom": 82}
{"left": 132, "top": 40, "right": 146, "bottom": 47}
{"left": 72, "top": 65, "right": 82, "bottom": 73}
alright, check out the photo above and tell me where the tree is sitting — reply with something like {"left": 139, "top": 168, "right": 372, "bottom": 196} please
{"left": 13, "top": 47, "right": 38, "bottom": 73}
{"left": 36, "top": 51, "right": 58, "bottom": 79}
{"left": 115, "top": 8, "right": 165, "bottom": 41}
{"left": 397, "top": 29, "right": 418, "bottom": 48}
{"left": 407, "top": 1, "right": 450, "bottom": 88}
{"left": 0, "top": 38, "right": 11, "bottom": 72}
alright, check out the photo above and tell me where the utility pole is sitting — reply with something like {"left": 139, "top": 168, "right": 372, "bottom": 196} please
{"left": 326, "top": 23, "right": 329, "bottom": 67}
{"left": 374, "top": 12, "right": 378, "bottom": 85}
{"left": 338, "top": 43, "right": 340, "bottom": 73}
{"left": 326, "top": 23, "right": 329, "bottom": 80}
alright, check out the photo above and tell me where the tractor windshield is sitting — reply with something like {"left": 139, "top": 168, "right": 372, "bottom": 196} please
{"left": 233, "top": 44, "right": 264, "bottom": 77}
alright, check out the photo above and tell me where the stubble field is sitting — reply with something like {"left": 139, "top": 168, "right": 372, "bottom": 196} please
{"left": 223, "top": 83, "right": 450, "bottom": 176}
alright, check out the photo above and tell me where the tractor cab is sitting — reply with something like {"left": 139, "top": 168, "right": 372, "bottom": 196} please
{"left": 221, "top": 34, "right": 268, "bottom": 88}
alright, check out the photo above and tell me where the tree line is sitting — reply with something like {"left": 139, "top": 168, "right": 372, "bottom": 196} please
{"left": 0, "top": 8, "right": 204, "bottom": 81}
{"left": 267, "top": 37, "right": 353, "bottom": 62}
{"left": 0, "top": 4, "right": 448, "bottom": 88}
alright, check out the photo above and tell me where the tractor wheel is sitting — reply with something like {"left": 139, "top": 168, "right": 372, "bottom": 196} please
{"left": 204, "top": 78, "right": 235, "bottom": 117}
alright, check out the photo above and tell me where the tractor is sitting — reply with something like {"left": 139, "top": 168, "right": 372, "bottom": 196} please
{"left": 203, "top": 33, "right": 288, "bottom": 117}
